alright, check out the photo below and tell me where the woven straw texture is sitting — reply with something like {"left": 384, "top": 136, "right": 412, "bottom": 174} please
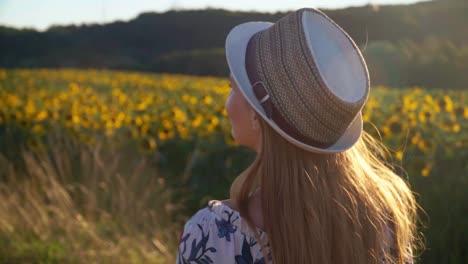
{"left": 249, "top": 8, "right": 369, "bottom": 146}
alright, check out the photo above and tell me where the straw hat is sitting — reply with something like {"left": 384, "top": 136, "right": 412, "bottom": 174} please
{"left": 225, "top": 7, "right": 370, "bottom": 153}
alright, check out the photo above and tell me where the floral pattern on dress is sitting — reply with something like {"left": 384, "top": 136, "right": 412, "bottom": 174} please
{"left": 235, "top": 234, "right": 270, "bottom": 264}
{"left": 215, "top": 210, "right": 238, "bottom": 242}
{"left": 176, "top": 200, "right": 270, "bottom": 264}
{"left": 177, "top": 223, "right": 217, "bottom": 264}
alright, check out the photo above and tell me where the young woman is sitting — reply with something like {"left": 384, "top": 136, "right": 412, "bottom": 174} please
{"left": 177, "top": 7, "right": 421, "bottom": 264}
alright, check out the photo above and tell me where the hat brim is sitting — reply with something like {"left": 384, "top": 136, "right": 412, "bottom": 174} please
{"left": 225, "top": 22, "right": 363, "bottom": 154}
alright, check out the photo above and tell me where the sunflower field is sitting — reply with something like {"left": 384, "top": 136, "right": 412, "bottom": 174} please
{"left": 0, "top": 68, "right": 467, "bottom": 263}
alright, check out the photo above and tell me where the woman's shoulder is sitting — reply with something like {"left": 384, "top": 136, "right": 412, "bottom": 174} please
{"left": 176, "top": 199, "right": 271, "bottom": 264}
{"left": 182, "top": 199, "right": 267, "bottom": 239}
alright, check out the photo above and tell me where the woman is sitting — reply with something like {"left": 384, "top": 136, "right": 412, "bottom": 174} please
{"left": 176, "top": 7, "right": 421, "bottom": 264}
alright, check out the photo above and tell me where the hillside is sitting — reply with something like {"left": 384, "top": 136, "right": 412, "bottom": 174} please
{"left": 0, "top": 1, "right": 467, "bottom": 88}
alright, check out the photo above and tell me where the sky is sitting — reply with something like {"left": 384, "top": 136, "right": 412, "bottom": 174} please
{"left": 0, "top": 0, "right": 424, "bottom": 31}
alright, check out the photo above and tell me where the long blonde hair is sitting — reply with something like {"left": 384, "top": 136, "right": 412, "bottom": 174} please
{"left": 230, "top": 115, "right": 423, "bottom": 263}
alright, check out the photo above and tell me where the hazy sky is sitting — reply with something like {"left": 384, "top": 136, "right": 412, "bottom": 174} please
{"left": 0, "top": 0, "right": 424, "bottom": 31}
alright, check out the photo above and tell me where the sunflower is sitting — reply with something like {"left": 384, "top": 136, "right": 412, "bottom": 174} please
{"left": 418, "top": 109, "right": 434, "bottom": 123}
{"left": 394, "top": 150, "right": 404, "bottom": 161}
{"left": 140, "top": 137, "right": 157, "bottom": 152}
{"left": 441, "top": 119, "right": 460, "bottom": 133}
{"left": 454, "top": 106, "right": 468, "bottom": 120}
{"left": 382, "top": 116, "right": 405, "bottom": 137}
{"left": 203, "top": 95, "right": 213, "bottom": 105}
{"left": 437, "top": 95, "right": 454, "bottom": 113}
{"left": 158, "top": 129, "right": 174, "bottom": 141}
{"left": 421, "top": 164, "right": 432, "bottom": 177}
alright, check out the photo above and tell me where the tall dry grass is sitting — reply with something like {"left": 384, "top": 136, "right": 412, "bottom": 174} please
{"left": 0, "top": 132, "right": 185, "bottom": 263}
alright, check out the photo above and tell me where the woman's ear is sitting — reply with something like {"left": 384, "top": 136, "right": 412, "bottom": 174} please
{"left": 250, "top": 109, "right": 259, "bottom": 131}
{"left": 249, "top": 109, "right": 262, "bottom": 153}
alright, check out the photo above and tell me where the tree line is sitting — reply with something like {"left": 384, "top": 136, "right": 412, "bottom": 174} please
{"left": 0, "top": 0, "right": 467, "bottom": 89}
